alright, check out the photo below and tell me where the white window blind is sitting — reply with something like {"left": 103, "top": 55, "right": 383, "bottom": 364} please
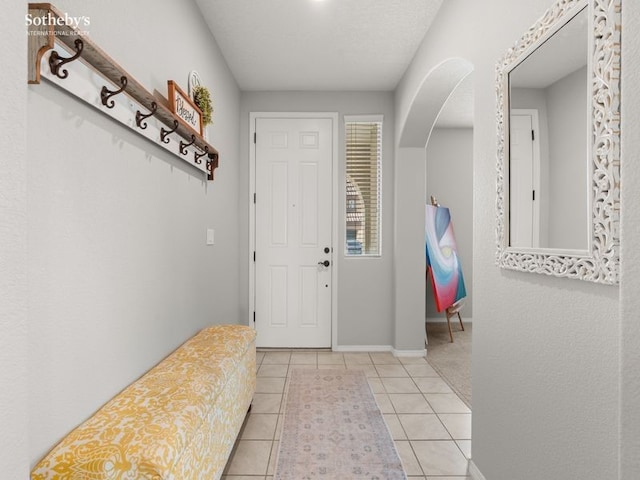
{"left": 345, "top": 119, "right": 382, "bottom": 256}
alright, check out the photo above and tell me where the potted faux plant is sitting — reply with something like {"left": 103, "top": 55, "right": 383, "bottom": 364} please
{"left": 192, "top": 85, "right": 213, "bottom": 127}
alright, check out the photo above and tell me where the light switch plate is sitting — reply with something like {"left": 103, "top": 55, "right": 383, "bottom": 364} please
{"left": 206, "top": 229, "right": 215, "bottom": 245}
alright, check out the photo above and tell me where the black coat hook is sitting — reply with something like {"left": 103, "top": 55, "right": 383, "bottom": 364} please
{"left": 101, "top": 76, "right": 127, "bottom": 109}
{"left": 194, "top": 146, "right": 209, "bottom": 164}
{"left": 160, "top": 120, "right": 179, "bottom": 144}
{"left": 179, "top": 135, "right": 196, "bottom": 156}
{"left": 135, "top": 101, "right": 157, "bottom": 130}
{"left": 49, "top": 38, "right": 84, "bottom": 79}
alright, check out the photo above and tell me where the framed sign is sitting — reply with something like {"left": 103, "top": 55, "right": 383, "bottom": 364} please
{"left": 168, "top": 80, "right": 202, "bottom": 136}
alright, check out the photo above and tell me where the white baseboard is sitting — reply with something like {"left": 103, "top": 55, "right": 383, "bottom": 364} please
{"left": 468, "top": 460, "right": 486, "bottom": 480}
{"left": 332, "top": 345, "right": 393, "bottom": 352}
{"left": 332, "top": 345, "right": 426, "bottom": 357}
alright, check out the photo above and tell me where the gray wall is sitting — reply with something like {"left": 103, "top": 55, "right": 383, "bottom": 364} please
{"left": 620, "top": 2, "right": 640, "bottom": 476}
{"left": 395, "top": 1, "right": 626, "bottom": 478}
{"left": 240, "top": 92, "right": 396, "bottom": 347}
{"left": 1, "top": 2, "right": 28, "bottom": 478}
{"left": 546, "top": 66, "right": 588, "bottom": 249}
{"left": 425, "top": 128, "right": 473, "bottom": 319}
{"left": 26, "top": 0, "right": 241, "bottom": 465}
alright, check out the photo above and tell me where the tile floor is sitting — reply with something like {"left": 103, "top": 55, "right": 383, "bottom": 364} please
{"left": 222, "top": 350, "right": 471, "bottom": 480}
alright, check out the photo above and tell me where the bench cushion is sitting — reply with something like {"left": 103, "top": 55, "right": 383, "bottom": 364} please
{"left": 31, "top": 324, "right": 256, "bottom": 480}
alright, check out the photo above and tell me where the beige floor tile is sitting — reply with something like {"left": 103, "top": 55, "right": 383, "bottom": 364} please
{"left": 414, "top": 377, "right": 454, "bottom": 393}
{"left": 439, "top": 414, "right": 471, "bottom": 440}
{"left": 381, "top": 377, "right": 420, "bottom": 394}
{"left": 411, "top": 440, "right": 469, "bottom": 476}
{"left": 256, "top": 377, "right": 286, "bottom": 394}
{"left": 394, "top": 440, "right": 424, "bottom": 476}
{"left": 239, "top": 413, "right": 278, "bottom": 440}
{"left": 370, "top": 352, "right": 401, "bottom": 364}
{"left": 375, "top": 364, "right": 410, "bottom": 377}
{"left": 262, "top": 352, "right": 291, "bottom": 365}
{"left": 367, "top": 377, "right": 386, "bottom": 393}
{"left": 289, "top": 364, "right": 318, "bottom": 371}
{"left": 258, "top": 364, "right": 289, "bottom": 377}
{"left": 389, "top": 394, "right": 433, "bottom": 414}
{"left": 317, "top": 352, "right": 345, "bottom": 364}
{"left": 399, "top": 414, "right": 451, "bottom": 440}
{"left": 404, "top": 363, "right": 440, "bottom": 377}
{"left": 274, "top": 414, "right": 284, "bottom": 440}
{"left": 347, "top": 364, "right": 378, "bottom": 377}
{"left": 251, "top": 393, "right": 283, "bottom": 413}
{"left": 290, "top": 352, "right": 317, "bottom": 364}
{"left": 398, "top": 356, "right": 427, "bottom": 364}
{"left": 383, "top": 414, "right": 407, "bottom": 440}
{"left": 455, "top": 440, "right": 472, "bottom": 459}
{"left": 374, "top": 393, "right": 395, "bottom": 413}
{"left": 267, "top": 440, "right": 279, "bottom": 475}
{"left": 224, "top": 440, "right": 272, "bottom": 476}
{"left": 224, "top": 347, "right": 471, "bottom": 479}
{"left": 343, "top": 352, "right": 374, "bottom": 365}
{"left": 425, "top": 394, "right": 471, "bottom": 414}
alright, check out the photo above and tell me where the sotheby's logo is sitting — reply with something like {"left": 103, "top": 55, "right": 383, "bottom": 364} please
{"left": 26, "top": 12, "right": 90, "bottom": 36}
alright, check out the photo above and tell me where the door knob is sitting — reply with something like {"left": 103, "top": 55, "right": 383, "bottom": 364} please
{"left": 318, "top": 260, "right": 330, "bottom": 267}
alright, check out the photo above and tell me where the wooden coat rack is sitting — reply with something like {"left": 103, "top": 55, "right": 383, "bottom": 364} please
{"left": 27, "top": 3, "right": 219, "bottom": 180}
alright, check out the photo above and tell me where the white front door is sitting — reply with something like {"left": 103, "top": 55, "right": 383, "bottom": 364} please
{"left": 254, "top": 117, "right": 333, "bottom": 348}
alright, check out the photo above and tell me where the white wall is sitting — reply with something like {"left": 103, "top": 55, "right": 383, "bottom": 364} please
{"left": 0, "top": 3, "right": 29, "bottom": 478}
{"left": 396, "top": 1, "right": 625, "bottom": 478}
{"left": 425, "top": 128, "right": 473, "bottom": 319}
{"left": 27, "top": 0, "right": 241, "bottom": 465}
{"left": 239, "top": 92, "right": 396, "bottom": 347}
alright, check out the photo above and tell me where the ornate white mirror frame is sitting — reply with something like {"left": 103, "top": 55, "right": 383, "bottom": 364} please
{"left": 496, "top": 0, "right": 621, "bottom": 285}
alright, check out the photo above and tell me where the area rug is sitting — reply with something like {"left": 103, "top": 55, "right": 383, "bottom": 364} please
{"left": 426, "top": 321, "right": 472, "bottom": 407}
{"left": 274, "top": 368, "right": 407, "bottom": 480}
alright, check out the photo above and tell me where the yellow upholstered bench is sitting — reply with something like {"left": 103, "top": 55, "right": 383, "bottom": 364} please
{"left": 31, "top": 324, "right": 256, "bottom": 480}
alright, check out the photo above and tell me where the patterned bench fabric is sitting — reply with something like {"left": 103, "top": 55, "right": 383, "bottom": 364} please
{"left": 31, "top": 324, "right": 257, "bottom": 480}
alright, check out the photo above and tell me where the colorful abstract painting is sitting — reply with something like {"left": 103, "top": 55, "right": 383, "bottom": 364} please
{"left": 425, "top": 205, "right": 466, "bottom": 312}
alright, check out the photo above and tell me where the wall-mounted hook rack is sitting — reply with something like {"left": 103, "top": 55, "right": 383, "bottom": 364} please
{"left": 135, "top": 101, "right": 157, "bottom": 130}
{"left": 194, "top": 146, "right": 209, "bottom": 164}
{"left": 180, "top": 135, "right": 196, "bottom": 155}
{"left": 27, "top": 3, "right": 220, "bottom": 181}
{"left": 207, "top": 153, "right": 219, "bottom": 180}
{"left": 101, "top": 76, "right": 128, "bottom": 109}
{"left": 49, "top": 38, "right": 83, "bottom": 79}
{"left": 160, "top": 120, "right": 179, "bottom": 144}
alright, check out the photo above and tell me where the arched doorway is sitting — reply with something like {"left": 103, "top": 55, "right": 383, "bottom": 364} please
{"left": 393, "top": 58, "right": 474, "bottom": 355}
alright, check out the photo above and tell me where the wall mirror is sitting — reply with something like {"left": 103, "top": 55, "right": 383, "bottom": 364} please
{"left": 496, "top": 0, "right": 621, "bottom": 284}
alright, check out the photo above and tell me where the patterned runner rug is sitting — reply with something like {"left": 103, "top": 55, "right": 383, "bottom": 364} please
{"left": 274, "top": 368, "right": 407, "bottom": 480}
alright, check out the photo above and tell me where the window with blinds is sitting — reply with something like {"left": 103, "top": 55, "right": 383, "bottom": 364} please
{"left": 345, "top": 118, "right": 382, "bottom": 256}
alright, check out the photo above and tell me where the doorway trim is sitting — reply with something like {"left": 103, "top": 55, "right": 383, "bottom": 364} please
{"left": 249, "top": 112, "right": 339, "bottom": 349}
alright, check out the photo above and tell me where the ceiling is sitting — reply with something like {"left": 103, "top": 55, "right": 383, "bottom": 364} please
{"left": 195, "top": 0, "right": 444, "bottom": 91}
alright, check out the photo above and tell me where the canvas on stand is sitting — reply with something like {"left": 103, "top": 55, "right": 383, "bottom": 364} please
{"left": 425, "top": 204, "right": 466, "bottom": 311}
